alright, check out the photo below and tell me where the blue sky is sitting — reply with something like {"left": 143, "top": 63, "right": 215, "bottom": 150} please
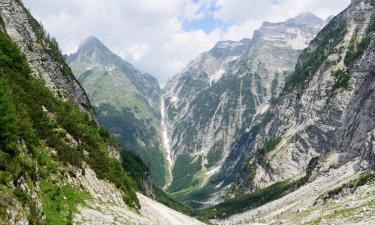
{"left": 183, "top": 13, "right": 229, "bottom": 33}
{"left": 23, "top": 0, "right": 351, "bottom": 84}
{"left": 181, "top": 2, "right": 230, "bottom": 33}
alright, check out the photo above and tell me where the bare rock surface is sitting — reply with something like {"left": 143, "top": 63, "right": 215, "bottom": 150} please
{"left": 162, "top": 13, "right": 325, "bottom": 204}
{"left": 73, "top": 168, "right": 204, "bottom": 225}
{"left": 234, "top": 0, "right": 375, "bottom": 193}
{"left": 0, "top": 0, "right": 92, "bottom": 111}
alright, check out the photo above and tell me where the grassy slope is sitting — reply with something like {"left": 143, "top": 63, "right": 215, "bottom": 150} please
{"left": 71, "top": 59, "right": 167, "bottom": 187}
{"left": 0, "top": 22, "right": 144, "bottom": 223}
{"left": 193, "top": 157, "right": 319, "bottom": 220}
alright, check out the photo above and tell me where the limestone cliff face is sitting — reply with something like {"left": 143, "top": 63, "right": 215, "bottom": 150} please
{"left": 0, "top": 0, "right": 92, "bottom": 112}
{"left": 234, "top": 0, "right": 375, "bottom": 194}
{"left": 162, "top": 13, "right": 325, "bottom": 205}
{"left": 0, "top": 2, "right": 203, "bottom": 225}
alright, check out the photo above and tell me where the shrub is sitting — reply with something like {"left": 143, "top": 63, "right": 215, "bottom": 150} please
{"left": 258, "top": 137, "right": 282, "bottom": 161}
{"left": 194, "top": 179, "right": 292, "bottom": 219}
{"left": 331, "top": 69, "right": 351, "bottom": 92}
{"left": 344, "top": 36, "right": 371, "bottom": 66}
{"left": 40, "top": 179, "right": 89, "bottom": 225}
{"left": 367, "top": 20, "right": 375, "bottom": 33}
{"left": 318, "top": 172, "right": 375, "bottom": 203}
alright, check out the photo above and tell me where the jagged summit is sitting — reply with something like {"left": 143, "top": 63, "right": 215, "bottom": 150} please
{"left": 287, "top": 12, "right": 324, "bottom": 25}
{"left": 260, "top": 12, "right": 323, "bottom": 28}
{"left": 222, "top": 0, "right": 375, "bottom": 223}
{"left": 78, "top": 35, "right": 109, "bottom": 53}
{"left": 66, "top": 35, "right": 125, "bottom": 67}
{"left": 67, "top": 35, "right": 164, "bottom": 186}
{"left": 162, "top": 12, "right": 326, "bottom": 206}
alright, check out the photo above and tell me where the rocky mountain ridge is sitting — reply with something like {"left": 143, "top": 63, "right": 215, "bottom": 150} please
{"left": 234, "top": 0, "right": 375, "bottom": 194}
{"left": 3, "top": 0, "right": 375, "bottom": 224}
{"left": 0, "top": 1, "right": 203, "bottom": 224}
{"left": 162, "top": 12, "right": 326, "bottom": 206}
{"left": 0, "top": 0, "right": 93, "bottom": 113}
{"left": 67, "top": 36, "right": 167, "bottom": 186}
{"left": 209, "top": 0, "right": 375, "bottom": 223}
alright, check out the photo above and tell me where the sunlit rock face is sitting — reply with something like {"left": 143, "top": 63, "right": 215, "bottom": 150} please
{"left": 0, "top": 0, "right": 93, "bottom": 112}
{"left": 220, "top": 1, "right": 375, "bottom": 224}
{"left": 234, "top": 0, "right": 375, "bottom": 196}
{"left": 162, "top": 12, "right": 325, "bottom": 206}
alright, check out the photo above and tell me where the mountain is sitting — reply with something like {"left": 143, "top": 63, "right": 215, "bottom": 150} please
{"left": 0, "top": 1, "right": 93, "bottom": 114}
{"left": 3, "top": 0, "right": 375, "bottom": 224}
{"left": 234, "top": 0, "right": 375, "bottom": 201}
{"left": 162, "top": 12, "right": 325, "bottom": 206}
{"left": 195, "top": 0, "right": 375, "bottom": 223}
{"left": 66, "top": 37, "right": 167, "bottom": 186}
{"left": 0, "top": 1, "right": 203, "bottom": 224}
{"left": 233, "top": 0, "right": 374, "bottom": 195}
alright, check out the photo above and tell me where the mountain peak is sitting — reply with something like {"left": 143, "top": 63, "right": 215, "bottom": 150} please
{"left": 77, "top": 35, "right": 111, "bottom": 54}
{"left": 65, "top": 35, "right": 126, "bottom": 66}
{"left": 79, "top": 35, "right": 101, "bottom": 46}
{"left": 287, "top": 12, "right": 323, "bottom": 25}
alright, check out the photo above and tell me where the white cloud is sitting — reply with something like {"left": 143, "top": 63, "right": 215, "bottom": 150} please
{"left": 23, "top": 0, "right": 350, "bottom": 85}
{"left": 214, "top": 0, "right": 350, "bottom": 22}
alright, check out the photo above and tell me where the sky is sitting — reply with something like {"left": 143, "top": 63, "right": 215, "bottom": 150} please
{"left": 23, "top": 0, "right": 351, "bottom": 85}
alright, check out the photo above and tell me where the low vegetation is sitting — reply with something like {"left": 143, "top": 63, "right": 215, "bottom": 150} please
{"left": 317, "top": 172, "right": 375, "bottom": 204}
{"left": 194, "top": 157, "right": 320, "bottom": 220}
{"left": 0, "top": 24, "right": 143, "bottom": 223}
{"left": 345, "top": 36, "right": 372, "bottom": 66}
{"left": 168, "top": 154, "right": 202, "bottom": 193}
{"left": 344, "top": 19, "right": 374, "bottom": 67}
{"left": 96, "top": 104, "right": 166, "bottom": 186}
{"left": 40, "top": 179, "right": 90, "bottom": 225}
{"left": 257, "top": 137, "right": 282, "bottom": 161}
{"left": 331, "top": 69, "right": 351, "bottom": 92}
{"left": 154, "top": 186, "right": 193, "bottom": 215}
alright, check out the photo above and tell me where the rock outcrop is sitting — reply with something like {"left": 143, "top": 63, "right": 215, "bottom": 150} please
{"left": 162, "top": 12, "right": 325, "bottom": 206}
{"left": 234, "top": 0, "right": 375, "bottom": 194}
{"left": 0, "top": 0, "right": 93, "bottom": 112}
{"left": 0, "top": 1, "right": 202, "bottom": 224}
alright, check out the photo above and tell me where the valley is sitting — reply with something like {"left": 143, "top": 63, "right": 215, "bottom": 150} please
{"left": 1, "top": 0, "right": 375, "bottom": 224}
